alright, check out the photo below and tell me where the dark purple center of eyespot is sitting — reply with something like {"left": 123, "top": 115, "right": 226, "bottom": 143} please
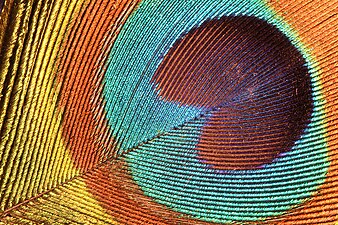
{"left": 152, "top": 16, "right": 313, "bottom": 170}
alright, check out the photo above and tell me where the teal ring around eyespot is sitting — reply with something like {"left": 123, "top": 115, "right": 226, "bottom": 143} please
{"left": 102, "top": 0, "right": 329, "bottom": 223}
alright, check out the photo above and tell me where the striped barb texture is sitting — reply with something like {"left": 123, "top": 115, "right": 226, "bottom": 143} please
{"left": 0, "top": 0, "right": 337, "bottom": 224}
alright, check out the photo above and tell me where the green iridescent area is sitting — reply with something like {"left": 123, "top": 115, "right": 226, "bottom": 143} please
{"left": 103, "top": 0, "right": 329, "bottom": 222}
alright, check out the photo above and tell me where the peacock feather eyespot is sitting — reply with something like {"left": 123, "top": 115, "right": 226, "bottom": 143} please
{"left": 0, "top": 0, "right": 337, "bottom": 224}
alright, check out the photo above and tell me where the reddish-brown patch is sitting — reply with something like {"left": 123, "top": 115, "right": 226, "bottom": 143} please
{"left": 57, "top": 0, "right": 141, "bottom": 171}
{"left": 152, "top": 16, "right": 312, "bottom": 170}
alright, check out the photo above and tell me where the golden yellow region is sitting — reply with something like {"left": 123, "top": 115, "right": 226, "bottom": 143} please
{"left": 1, "top": 178, "right": 118, "bottom": 224}
{"left": 0, "top": 0, "right": 121, "bottom": 222}
{"left": 0, "top": 0, "right": 108, "bottom": 215}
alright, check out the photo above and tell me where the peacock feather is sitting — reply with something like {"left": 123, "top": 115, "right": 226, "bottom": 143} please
{"left": 0, "top": 0, "right": 337, "bottom": 224}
